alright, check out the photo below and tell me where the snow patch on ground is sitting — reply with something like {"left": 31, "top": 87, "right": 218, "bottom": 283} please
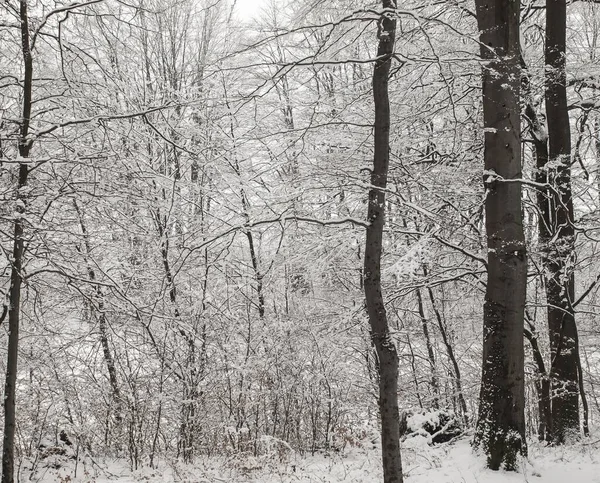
{"left": 24, "top": 436, "right": 600, "bottom": 482}
{"left": 405, "top": 437, "right": 600, "bottom": 483}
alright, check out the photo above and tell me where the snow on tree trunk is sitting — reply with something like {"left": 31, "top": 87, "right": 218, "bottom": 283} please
{"left": 544, "top": 0, "right": 580, "bottom": 444}
{"left": 363, "top": 2, "right": 403, "bottom": 482}
{"left": 2, "top": 1, "right": 32, "bottom": 482}
{"left": 472, "top": 0, "right": 528, "bottom": 470}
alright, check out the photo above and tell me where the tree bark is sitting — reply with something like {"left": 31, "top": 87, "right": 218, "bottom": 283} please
{"left": 522, "top": 59, "right": 552, "bottom": 443}
{"left": 2, "top": 2, "right": 32, "bottom": 482}
{"left": 473, "top": 0, "right": 527, "bottom": 470}
{"left": 544, "top": 0, "right": 580, "bottom": 443}
{"left": 416, "top": 289, "right": 439, "bottom": 409}
{"left": 364, "top": 3, "right": 403, "bottom": 482}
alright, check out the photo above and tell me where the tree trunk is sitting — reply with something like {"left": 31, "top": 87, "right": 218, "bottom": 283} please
{"left": 416, "top": 289, "right": 439, "bottom": 409}
{"left": 364, "top": 3, "right": 403, "bottom": 482}
{"left": 545, "top": 0, "right": 580, "bottom": 443}
{"left": 222, "top": 82, "right": 266, "bottom": 319}
{"left": 473, "top": 0, "right": 527, "bottom": 470}
{"left": 425, "top": 285, "right": 468, "bottom": 425}
{"left": 577, "top": 350, "right": 590, "bottom": 436}
{"left": 2, "top": 2, "right": 32, "bottom": 482}
{"left": 74, "top": 202, "right": 123, "bottom": 425}
{"left": 595, "top": 118, "right": 600, "bottom": 201}
{"left": 524, "top": 323, "right": 552, "bottom": 441}
{"left": 406, "top": 331, "right": 424, "bottom": 409}
{"left": 522, "top": 64, "right": 552, "bottom": 442}
{"left": 152, "top": 206, "right": 198, "bottom": 462}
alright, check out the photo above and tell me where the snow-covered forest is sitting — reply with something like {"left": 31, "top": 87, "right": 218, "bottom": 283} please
{"left": 1, "top": 0, "right": 600, "bottom": 481}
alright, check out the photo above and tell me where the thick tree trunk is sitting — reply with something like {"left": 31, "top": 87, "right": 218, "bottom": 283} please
{"left": 2, "top": 2, "right": 32, "bottom": 482}
{"left": 364, "top": 3, "right": 403, "bottom": 482}
{"left": 544, "top": 0, "right": 580, "bottom": 444}
{"left": 473, "top": 0, "right": 527, "bottom": 470}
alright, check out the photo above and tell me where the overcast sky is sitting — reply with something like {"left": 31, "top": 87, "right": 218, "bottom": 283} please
{"left": 235, "top": 0, "right": 268, "bottom": 19}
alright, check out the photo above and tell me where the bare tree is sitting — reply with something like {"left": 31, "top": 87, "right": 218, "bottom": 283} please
{"left": 472, "top": 0, "right": 527, "bottom": 470}
{"left": 544, "top": 0, "right": 580, "bottom": 443}
{"left": 363, "top": 2, "right": 403, "bottom": 482}
{"left": 2, "top": 2, "right": 32, "bottom": 481}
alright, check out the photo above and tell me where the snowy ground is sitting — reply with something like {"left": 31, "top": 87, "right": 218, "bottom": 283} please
{"left": 24, "top": 434, "right": 600, "bottom": 482}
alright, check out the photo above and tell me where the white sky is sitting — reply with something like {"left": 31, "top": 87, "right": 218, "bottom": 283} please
{"left": 235, "top": 0, "right": 269, "bottom": 19}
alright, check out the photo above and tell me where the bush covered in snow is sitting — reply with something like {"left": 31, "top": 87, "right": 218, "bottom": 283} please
{"left": 402, "top": 409, "right": 462, "bottom": 444}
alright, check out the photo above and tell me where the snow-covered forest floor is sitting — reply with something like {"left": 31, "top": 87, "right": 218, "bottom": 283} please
{"left": 24, "top": 435, "right": 600, "bottom": 483}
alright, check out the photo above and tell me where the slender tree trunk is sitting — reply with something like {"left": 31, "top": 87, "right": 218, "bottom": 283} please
{"left": 595, "top": 118, "right": 600, "bottom": 200}
{"left": 416, "top": 289, "right": 439, "bottom": 409}
{"left": 473, "top": 0, "right": 527, "bottom": 470}
{"left": 545, "top": 0, "right": 580, "bottom": 443}
{"left": 74, "top": 202, "right": 123, "bottom": 424}
{"left": 524, "top": 324, "right": 552, "bottom": 441}
{"left": 2, "top": 172, "right": 28, "bottom": 483}
{"left": 2, "top": 2, "right": 32, "bottom": 482}
{"left": 149, "top": 356, "right": 165, "bottom": 468}
{"left": 364, "top": 3, "right": 403, "bottom": 482}
{"left": 577, "top": 351, "right": 590, "bottom": 436}
{"left": 522, "top": 52, "right": 579, "bottom": 443}
{"left": 522, "top": 65, "right": 553, "bottom": 440}
{"left": 222, "top": 81, "right": 266, "bottom": 319}
{"left": 425, "top": 282, "right": 468, "bottom": 425}
{"left": 152, "top": 207, "right": 197, "bottom": 462}
{"left": 406, "top": 331, "right": 424, "bottom": 409}
{"left": 240, "top": 190, "right": 265, "bottom": 319}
